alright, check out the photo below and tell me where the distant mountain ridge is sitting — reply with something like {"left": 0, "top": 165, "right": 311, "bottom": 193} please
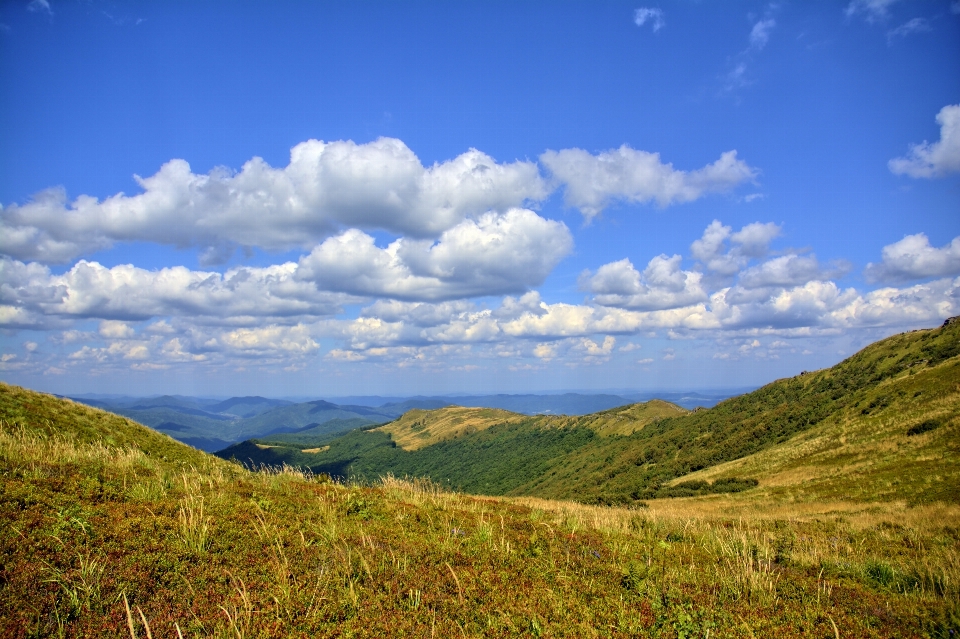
{"left": 69, "top": 390, "right": 723, "bottom": 452}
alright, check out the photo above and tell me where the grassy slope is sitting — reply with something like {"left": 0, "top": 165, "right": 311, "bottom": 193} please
{"left": 2, "top": 382, "right": 958, "bottom": 637}
{"left": 674, "top": 356, "right": 960, "bottom": 505}
{"left": 215, "top": 399, "right": 688, "bottom": 494}
{"left": 1, "top": 384, "right": 215, "bottom": 466}
{"left": 378, "top": 406, "right": 529, "bottom": 450}
{"left": 571, "top": 399, "right": 690, "bottom": 436}
{"left": 517, "top": 320, "right": 960, "bottom": 503}
{"left": 224, "top": 319, "right": 960, "bottom": 507}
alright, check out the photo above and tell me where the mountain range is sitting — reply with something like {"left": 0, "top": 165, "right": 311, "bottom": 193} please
{"left": 66, "top": 390, "right": 739, "bottom": 452}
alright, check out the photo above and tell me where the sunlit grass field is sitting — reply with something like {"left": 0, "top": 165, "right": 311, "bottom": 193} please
{"left": 1, "top": 383, "right": 958, "bottom": 638}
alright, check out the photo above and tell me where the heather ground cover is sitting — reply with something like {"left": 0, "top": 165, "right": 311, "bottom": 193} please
{"left": 1, "top": 384, "right": 958, "bottom": 637}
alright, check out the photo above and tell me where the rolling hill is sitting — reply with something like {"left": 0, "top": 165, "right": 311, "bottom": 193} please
{"left": 220, "top": 318, "right": 960, "bottom": 506}
{"left": 1, "top": 373, "right": 958, "bottom": 636}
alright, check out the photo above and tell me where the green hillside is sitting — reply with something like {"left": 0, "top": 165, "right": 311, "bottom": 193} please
{"left": 222, "top": 318, "right": 960, "bottom": 506}
{"left": 379, "top": 406, "right": 530, "bottom": 450}
{"left": 2, "top": 381, "right": 959, "bottom": 636}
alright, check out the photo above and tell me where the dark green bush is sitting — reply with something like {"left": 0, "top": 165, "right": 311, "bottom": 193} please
{"left": 907, "top": 419, "right": 940, "bottom": 436}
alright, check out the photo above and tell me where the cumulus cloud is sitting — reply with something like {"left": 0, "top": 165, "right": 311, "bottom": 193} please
{"left": 220, "top": 324, "right": 319, "bottom": 357}
{"left": 578, "top": 335, "right": 616, "bottom": 357}
{"left": 296, "top": 209, "right": 572, "bottom": 301}
{"left": 829, "top": 277, "right": 960, "bottom": 328}
{"left": 0, "top": 257, "right": 348, "bottom": 327}
{"left": 579, "top": 255, "right": 707, "bottom": 311}
{"left": 0, "top": 138, "right": 549, "bottom": 263}
{"left": 691, "top": 220, "right": 781, "bottom": 276}
{"left": 540, "top": 146, "right": 757, "bottom": 220}
{"left": 99, "top": 320, "right": 135, "bottom": 339}
{"left": 737, "top": 254, "right": 850, "bottom": 289}
{"left": 865, "top": 233, "right": 960, "bottom": 283}
{"left": 709, "top": 280, "right": 861, "bottom": 330}
{"left": 889, "top": 104, "right": 960, "bottom": 178}
{"left": 7, "top": 211, "right": 959, "bottom": 375}
{"left": 359, "top": 300, "right": 475, "bottom": 327}
{"left": 0, "top": 209, "right": 569, "bottom": 329}
{"left": 634, "top": 8, "right": 665, "bottom": 31}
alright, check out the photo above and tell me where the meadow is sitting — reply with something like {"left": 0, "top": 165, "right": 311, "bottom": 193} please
{"left": 1, "top": 382, "right": 958, "bottom": 637}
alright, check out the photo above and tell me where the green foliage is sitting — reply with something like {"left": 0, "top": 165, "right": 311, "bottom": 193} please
{"left": 653, "top": 477, "right": 760, "bottom": 499}
{"left": 220, "top": 420, "right": 600, "bottom": 496}
{"left": 271, "top": 318, "right": 960, "bottom": 506}
{"left": 907, "top": 419, "right": 941, "bottom": 436}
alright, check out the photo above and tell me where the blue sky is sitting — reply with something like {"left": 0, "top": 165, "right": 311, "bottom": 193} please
{"left": 1, "top": 0, "right": 959, "bottom": 398}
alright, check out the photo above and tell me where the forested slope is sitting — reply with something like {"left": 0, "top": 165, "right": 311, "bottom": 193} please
{"left": 219, "top": 318, "right": 960, "bottom": 505}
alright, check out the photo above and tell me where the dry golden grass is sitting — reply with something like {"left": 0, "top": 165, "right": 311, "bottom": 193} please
{"left": 379, "top": 398, "right": 691, "bottom": 452}
{"left": 577, "top": 398, "right": 689, "bottom": 436}
{"left": 377, "top": 406, "right": 528, "bottom": 450}
{"left": 301, "top": 446, "right": 330, "bottom": 454}
{"left": 4, "top": 415, "right": 959, "bottom": 637}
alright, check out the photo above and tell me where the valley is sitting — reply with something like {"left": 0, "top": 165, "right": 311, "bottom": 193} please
{"left": 0, "top": 318, "right": 957, "bottom": 636}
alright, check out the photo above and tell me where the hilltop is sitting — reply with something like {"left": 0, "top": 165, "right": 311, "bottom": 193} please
{"left": 2, "top": 380, "right": 959, "bottom": 636}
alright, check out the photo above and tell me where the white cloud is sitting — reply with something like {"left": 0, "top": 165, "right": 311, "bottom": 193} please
{"left": 634, "top": 8, "right": 665, "bottom": 32}
{"left": 0, "top": 210, "right": 569, "bottom": 329}
{"left": 580, "top": 255, "right": 707, "bottom": 311}
{"left": 889, "top": 104, "right": 960, "bottom": 178}
{"left": 731, "top": 221, "right": 782, "bottom": 257}
{"left": 533, "top": 343, "right": 556, "bottom": 360}
{"left": 829, "top": 277, "right": 960, "bottom": 328}
{"left": 540, "top": 147, "right": 756, "bottom": 220}
{"left": 637, "top": 357, "right": 654, "bottom": 364}
{"left": 69, "top": 340, "right": 151, "bottom": 363}
{"left": 845, "top": 0, "right": 900, "bottom": 22}
{"left": 578, "top": 335, "right": 616, "bottom": 357}
{"left": 359, "top": 300, "right": 474, "bottom": 327}
{"left": 749, "top": 18, "right": 776, "bottom": 50}
{"left": 865, "top": 233, "right": 960, "bottom": 283}
{"left": 886, "top": 17, "right": 931, "bottom": 42}
{"left": 0, "top": 257, "right": 348, "bottom": 326}
{"left": 7, "top": 213, "right": 959, "bottom": 376}
{"left": 0, "top": 138, "right": 549, "bottom": 264}
{"left": 710, "top": 280, "right": 860, "bottom": 330}
{"left": 220, "top": 324, "right": 319, "bottom": 357}
{"left": 691, "top": 220, "right": 781, "bottom": 276}
{"left": 296, "top": 209, "right": 572, "bottom": 301}
{"left": 98, "top": 320, "right": 135, "bottom": 339}
{"left": 721, "top": 8, "right": 780, "bottom": 94}
{"left": 738, "top": 254, "right": 849, "bottom": 289}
